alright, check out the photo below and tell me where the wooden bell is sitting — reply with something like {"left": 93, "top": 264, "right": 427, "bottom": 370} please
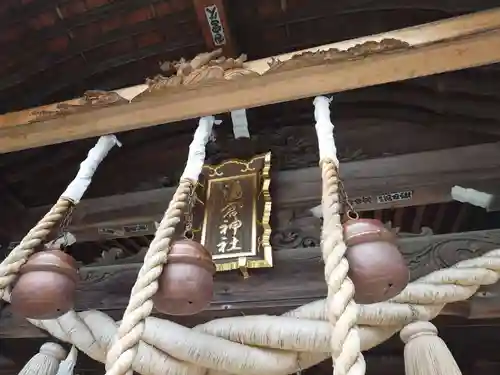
{"left": 153, "top": 239, "right": 216, "bottom": 315}
{"left": 343, "top": 218, "right": 409, "bottom": 304}
{"left": 10, "top": 248, "right": 79, "bottom": 319}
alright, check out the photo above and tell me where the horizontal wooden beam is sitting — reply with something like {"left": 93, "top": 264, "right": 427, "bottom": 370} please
{"left": 7, "top": 142, "right": 500, "bottom": 243}
{"left": 1, "top": 9, "right": 500, "bottom": 152}
{"left": 2, "top": 228, "right": 500, "bottom": 338}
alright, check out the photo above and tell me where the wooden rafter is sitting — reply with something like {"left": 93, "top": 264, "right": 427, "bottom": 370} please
{"left": 1, "top": 8, "right": 500, "bottom": 152}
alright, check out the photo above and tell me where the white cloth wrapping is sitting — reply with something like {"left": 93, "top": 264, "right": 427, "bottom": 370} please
{"left": 231, "top": 109, "right": 250, "bottom": 139}
{"left": 180, "top": 116, "right": 219, "bottom": 181}
{"left": 313, "top": 96, "right": 337, "bottom": 163}
{"left": 61, "top": 135, "right": 121, "bottom": 203}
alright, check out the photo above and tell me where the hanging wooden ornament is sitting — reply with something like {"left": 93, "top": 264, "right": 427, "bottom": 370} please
{"left": 10, "top": 247, "right": 79, "bottom": 319}
{"left": 344, "top": 218, "right": 410, "bottom": 304}
{"left": 153, "top": 239, "right": 216, "bottom": 315}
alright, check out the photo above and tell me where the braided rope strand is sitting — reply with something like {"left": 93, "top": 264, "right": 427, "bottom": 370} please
{"left": 0, "top": 198, "right": 73, "bottom": 300}
{"left": 321, "top": 160, "right": 365, "bottom": 375}
{"left": 0, "top": 135, "right": 118, "bottom": 302}
{"left": 105, "top": 179, "right": 193, "bottom": 375}
{"left": 26, "top": 249, "right": 500, "bottom": 375}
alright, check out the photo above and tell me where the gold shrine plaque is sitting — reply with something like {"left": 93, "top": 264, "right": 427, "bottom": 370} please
{"left": 193, "top": 152, "right": 272, "bottom": 275}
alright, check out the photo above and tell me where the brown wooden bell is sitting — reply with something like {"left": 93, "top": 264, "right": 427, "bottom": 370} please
{"left": 153, "top": 239, "right": 216, "bottom": 316}
{"left": 10, "top": 249, "right": 79, "bottom": 319}
{"left": 343, "top": 218, "right": 409, "bottom": 304}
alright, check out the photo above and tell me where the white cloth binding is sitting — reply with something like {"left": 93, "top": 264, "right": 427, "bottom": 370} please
{"left": 313, "top": 96, "right": 337, "bottom": 163}
{"left": 231, "top": 109, "right": 250, "bottom": 139}
{"left": 180, "top": 116, "right": 219, "bottom": 181}
{"left": 61, "top": 135, "right": 121, "bottom": 203}
{"left": 451, "top": 185, "right": 494, "bottom": 209}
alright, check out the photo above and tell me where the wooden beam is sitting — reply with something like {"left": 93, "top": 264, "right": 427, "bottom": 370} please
{"left": 8, "top": 142, "right": 500, "bottom": 243}
{"left": 2, "top": 228, "right": 500, "bottom": 338}
{"left": 2, "top": 9, "right": 500, "bottom": 152}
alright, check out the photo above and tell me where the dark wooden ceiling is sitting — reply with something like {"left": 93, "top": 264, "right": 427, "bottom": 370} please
{"left": 0, "top": 0, "right": 497, "bottom": 112}
{"left": 1, "top": 0, "right": 500, "bottom": 208}
{"left": 2, "top": 3, "right": 500, "bottom": 370}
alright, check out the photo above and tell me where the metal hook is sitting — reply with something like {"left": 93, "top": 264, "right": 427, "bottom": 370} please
{"left": 337, "top": 169, "right": 359, "bottom": 221}
{"left": 346, "top": 210, "right": 360, "bottom": 221}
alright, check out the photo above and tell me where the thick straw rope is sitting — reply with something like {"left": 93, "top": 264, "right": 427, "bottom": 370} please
{"left": 105, "top": 116, "right": 216, "bottom": 375}
{"left": 315, "top": 95, "right": 363, "bottom": 375}
{"left": 321, "top": 160, "right": 364, "bottom": 375}
{"left": 0, "top": 135, "right": 118, "bottom": 303}
{"left": 0, "top": 198, "right": 73, "bottom": 300}
{"left": 4, "top": 105, "right": 500, "bottom": 375}
{"left": 23, "top": 248, "right": 500, "bottom": 375}
{"left": 105, "top": 107, "right": 361, "bottom": 375}
{"left": 105, "top": 179, "right": 193, "bottom": 375}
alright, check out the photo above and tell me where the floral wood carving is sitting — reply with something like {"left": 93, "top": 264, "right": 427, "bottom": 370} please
{"left": 271, "top": 228, "right": 320, "bottom": 249}
{"left": 28, "top": 39, "right": 411, "bottom": 123}
{"left": 270, "top": 209, "right": 437, "bottom": 250}
{"left": 205, "top": 124, "right": 370, "bottom": 171}
{"left": 266, "top": 38, "right": 410, "bottom": 73}
{"left": 143, "top": 39, "right": 408, "bottom": 95}
{"left": 145, "top": 49, "right": 258, "bottom": 94}
{"left": 271, "top": 207, "right": 322, "bottom": 250}
{"left": 402, "top": 231, "right": 500, "bottom": 280}
{"left": 79, "top": 226, "right": 500, "bottom": 297}
{"left": 271, "top": 212, "right": 500, "bottom": 282}
{"left": 28, "top": 90, "right": 128, "bottom": 124}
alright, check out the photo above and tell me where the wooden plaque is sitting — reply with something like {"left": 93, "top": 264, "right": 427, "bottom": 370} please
{"left": 193, "top": 152, "right": 272, "bottom": 275}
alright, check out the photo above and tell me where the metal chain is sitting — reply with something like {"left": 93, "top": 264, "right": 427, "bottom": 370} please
{"left": 183, "top": 183, "right": 197, "bottom": 239}
{"left": 336, "top": 167, "right": 359, "bottom": 221}
{"left": 59, "top": 205, "right": 75, "bottom": 233}
{"left": 52, "top": 204, "right": 75, "bottom": 250}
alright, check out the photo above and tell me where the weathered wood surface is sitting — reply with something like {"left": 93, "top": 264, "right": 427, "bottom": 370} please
{"left": 1, "top": 9, "right": 500, "bottom": 152}
{"left": 9, "top": 142, "right": 500, "bottom": 243}
{"left": 2, "top": 228, "right": 500, "bottom": 338}
{"left": 3, "top": 110, "right": 494, "bottom": 209}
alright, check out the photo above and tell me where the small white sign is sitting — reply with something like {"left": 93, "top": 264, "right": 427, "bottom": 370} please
{"left": 348, "top": 196, "right": 373, "bottom": 206}
{"left": 204, "top": 5, "right": 226, "bottom": 46}
{"left": 376, "top": 190, "right": 413, "bottom": 204}
{"left": 231, "top": 109, "right": 250, "bottom": 139}
{"left": 98, "top": 227, "right": 124, "bottom": 236}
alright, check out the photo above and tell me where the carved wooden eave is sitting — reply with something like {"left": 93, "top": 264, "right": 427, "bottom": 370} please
{"left": 2, "top": 228, "right": 500, "bottom": 339}
{"left": 3, "top": 141, "right": 499, "bottom": 245}
{"left": 1, "top": 8, "right": 500, "bottom": 152}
